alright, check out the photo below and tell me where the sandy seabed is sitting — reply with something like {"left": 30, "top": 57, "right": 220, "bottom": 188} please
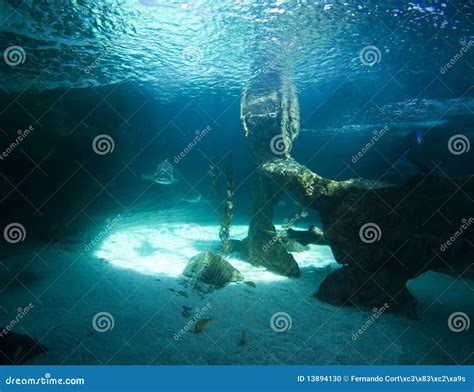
{"left": 1, "top": 215, "right": 472, "bottom": 365}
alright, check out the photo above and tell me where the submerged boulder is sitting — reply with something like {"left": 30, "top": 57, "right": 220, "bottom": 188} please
{"left": 183, "top": 251, "right": 244, "bottom": 287}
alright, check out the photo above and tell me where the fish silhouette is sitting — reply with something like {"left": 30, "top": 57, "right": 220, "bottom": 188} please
{"left": 142, "top": 159, "right": 179, "bottom": 185}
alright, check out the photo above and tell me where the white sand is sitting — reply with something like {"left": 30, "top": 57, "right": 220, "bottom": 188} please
{"left": 0, "top": 216, "right": 472, "bottom": 365}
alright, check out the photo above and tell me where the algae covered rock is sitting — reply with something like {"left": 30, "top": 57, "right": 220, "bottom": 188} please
{"left": 260, "top": 156, "right": 474, "bottom": 314}
{"left": 183, "top": 251, "right": 243, "bottom": 287}
{"left": 237, "top": 72, "right": 301, "bottom": 278}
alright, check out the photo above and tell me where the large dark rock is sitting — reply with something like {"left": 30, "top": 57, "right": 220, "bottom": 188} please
{"left": 261, "top": 157, "right": 474, "bottom": 314}
{"left": 183, "top": 251, "right": 244, "bottom": 287}
{"left": 239, "top": 72, "right": 472, "bottom": 307}
{"left": 238, "top": 174, "right": 300, "bottom": 277}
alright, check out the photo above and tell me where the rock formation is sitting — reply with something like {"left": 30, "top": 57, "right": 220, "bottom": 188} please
{"left": 240, "top": 72, "right": 473, "bottom": 314}
{"left": 261, "top": 157, "right": 474, "bottom": 314}
{"left": 183, "top": 251, "right": 244, "bottom": 287}
{"left": 287, "top": 225, "right": 328, "bottom": 246}
{"left": 239, "top": 72, "right": 301, "bottom": 277}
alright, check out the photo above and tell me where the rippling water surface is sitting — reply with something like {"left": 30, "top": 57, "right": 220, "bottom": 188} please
{"left": 0, "top": 0, "right": 472, "bottom": 134}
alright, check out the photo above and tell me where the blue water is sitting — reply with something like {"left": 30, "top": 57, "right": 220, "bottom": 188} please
{"left": 0, "top": 0, "right": 473, "bottom": 367}
{"left": 0, "top": 0, "right": 472, "bottom": 228}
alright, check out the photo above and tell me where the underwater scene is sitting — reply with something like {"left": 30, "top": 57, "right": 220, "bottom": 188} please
{"left": 0, "top": 0, "right": 473, "bottom": 367}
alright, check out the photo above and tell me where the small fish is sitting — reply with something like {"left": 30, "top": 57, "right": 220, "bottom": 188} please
{"left": 244, "top": 281, "right": 256, "bottom": 288}
{"left": 142, "top": 159, "right": 179, "bottom": 185}
{"left": 181, "top": 305, "right": 192, "bottom": 318}
{"left": 181, "top": 194, "right": 205, "bottom": 204}
{"left": 141, "top": 174, "right": 179, "bottom": 185}
{"left": 194, "top": 318, "right": 212, "bottom": 334}
{"left": 415, "top": 130, "right": 424, "bottom": 145}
